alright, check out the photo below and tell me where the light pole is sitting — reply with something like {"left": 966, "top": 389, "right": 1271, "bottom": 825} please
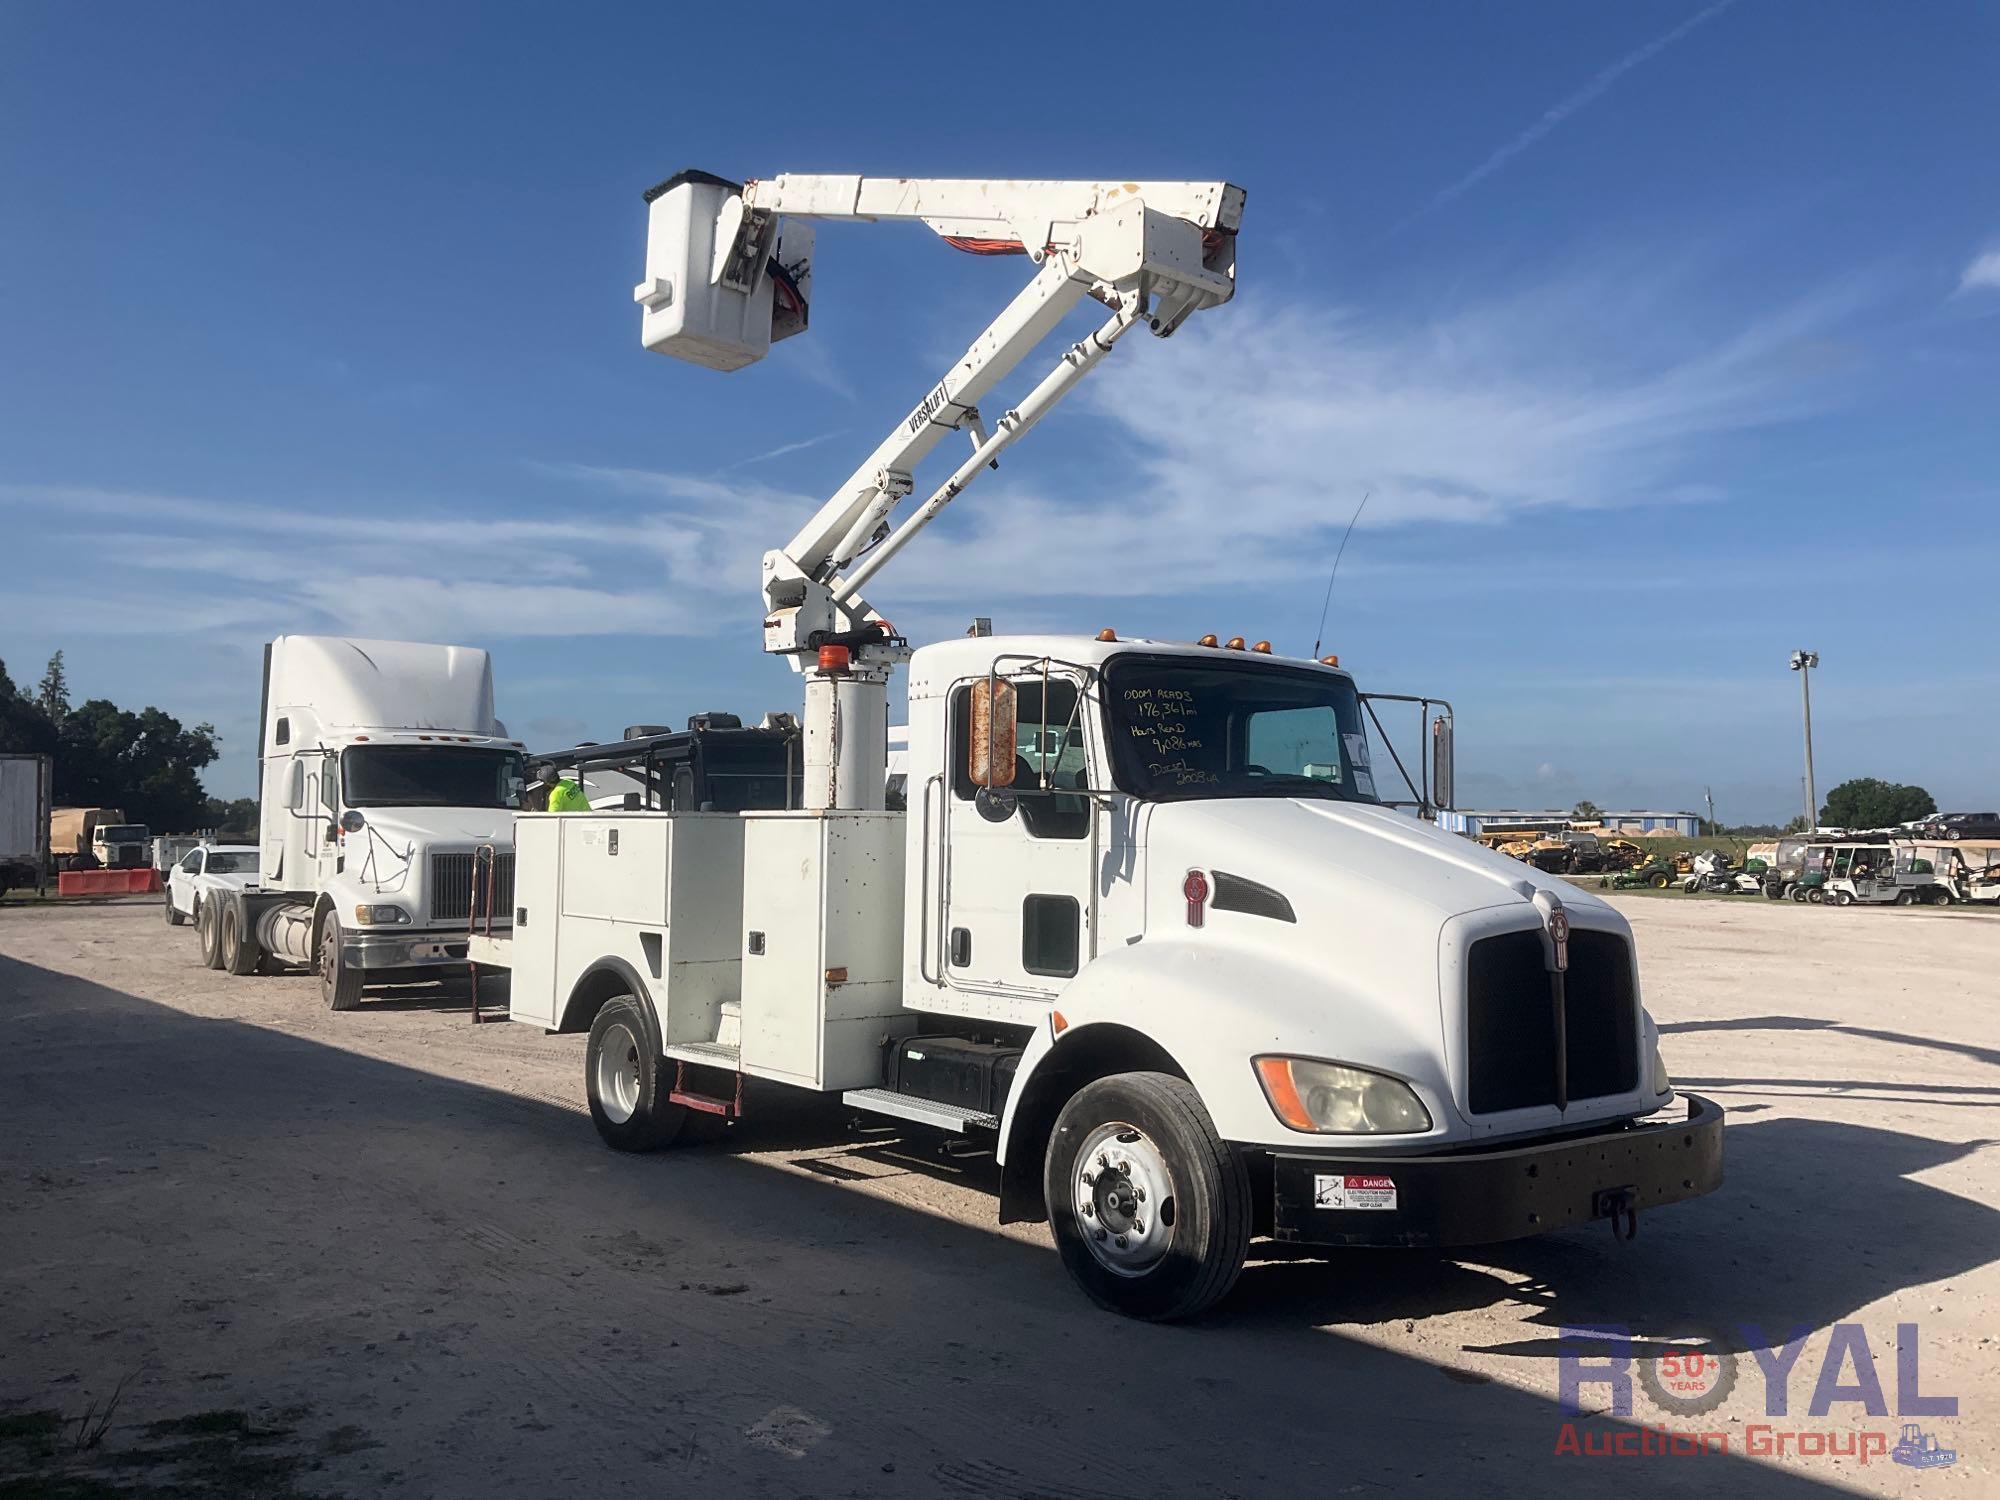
{"left": 1789, "top": 650, "right": 1819, "bottom": 830}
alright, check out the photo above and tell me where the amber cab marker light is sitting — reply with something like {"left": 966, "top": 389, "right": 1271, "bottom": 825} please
{"left": 1197, "top": 634, "right": 1219, "bottom": 647}
{"left": 1224, "top": 636, "right": 1246, "bottom": 650}
{"left": 818, "top": 644, "right": 852, "bottom": 672}
{"left": 1251, "top": 640, "right": 1272, "bottom": 654}
{"left": 1051, "top": 1009, "right": 1070, "bottom": 1035}
{"left": 1320, "top": 654, "right": 1340, "bottom": 667}
{"left": 1096, "top": 627, "right": 1118, "bottom": 641}
{"left": 1255, "top": 1056, "right": 1315, "bottom": 1132}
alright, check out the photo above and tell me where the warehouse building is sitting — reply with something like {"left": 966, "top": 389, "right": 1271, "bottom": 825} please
{"left": 1438, "top": 809, "right": 1702, "bottom": 838}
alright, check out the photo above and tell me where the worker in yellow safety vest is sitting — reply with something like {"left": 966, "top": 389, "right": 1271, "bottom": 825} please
{"left": 547, "top": 768, "right": 591, "bottom": 812}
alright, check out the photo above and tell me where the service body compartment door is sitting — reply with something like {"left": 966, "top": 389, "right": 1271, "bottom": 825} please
{"left": 559, "top": 815, "right": 670, "bottom": 925}
{"left": 740, "top": 812, "right": 905, "bottom": 1090}
{"left": 505, "top": 815, "right": 562, "bottom": 1028}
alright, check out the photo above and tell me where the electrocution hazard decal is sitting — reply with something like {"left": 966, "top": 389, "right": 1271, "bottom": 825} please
{"left": 1313, "top": 1174, "right": 1398, "bottom": 1210}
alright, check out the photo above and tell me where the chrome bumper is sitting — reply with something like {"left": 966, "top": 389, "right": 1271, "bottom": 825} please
{"left": 342, "top": 928, "right": 506, "bottom": 971}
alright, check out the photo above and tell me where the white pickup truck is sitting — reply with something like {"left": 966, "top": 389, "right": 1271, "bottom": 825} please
{"left": 165, "top": 843, "right": 260, "bottom": 930}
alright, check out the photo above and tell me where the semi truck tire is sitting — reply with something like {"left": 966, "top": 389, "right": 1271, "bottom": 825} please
{"left": 221, "top": 903, "right": 261, "bottom": 976}
{"left": 585, "top": 996, "right": 688, "bottom": 1152}
{"left": 198, "top": 901, "right": 226, "bottom": 969}
{"left": 1043, "top": 1071, "right": 1251, "bottom": 1322}
{"left": 319, "top": 917, "right": 364, "bottom": 1011}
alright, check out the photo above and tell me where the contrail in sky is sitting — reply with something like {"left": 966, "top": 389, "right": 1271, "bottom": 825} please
{"left": 1426, "top": 0, "right": 1737, "bottom": 213}
{"left": 719, "top": 430, "right": 844, "bottom": 472}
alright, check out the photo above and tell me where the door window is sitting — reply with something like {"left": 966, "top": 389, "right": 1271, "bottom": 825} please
{"left": 1022, "top": 895, "right": 1081, "bottom": 977}
{"left": 951, "top": 677, "right": 1091, "bottom": 840}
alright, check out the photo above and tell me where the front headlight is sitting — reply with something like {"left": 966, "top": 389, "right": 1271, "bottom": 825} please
{"left": 352, "top": 903, "right": 412, "bottom": 926}
{"left": 1651, "top": 1044, "right": 1672, "bottom": 1097}
{"left": 1254, "top": 1056, "right": 1433, "bottom": 1134}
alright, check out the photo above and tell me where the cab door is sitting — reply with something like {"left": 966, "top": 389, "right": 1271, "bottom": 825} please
{"left": 941, "top": 672, "right": 1097, "bottom": 1007}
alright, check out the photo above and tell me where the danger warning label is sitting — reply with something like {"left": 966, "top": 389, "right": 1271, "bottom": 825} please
{"left": 1313, "top": 1174, "right": 1398, "bottom": 1211}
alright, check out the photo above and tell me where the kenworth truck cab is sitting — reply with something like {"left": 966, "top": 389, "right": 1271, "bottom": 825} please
{"left": 469, "top": 169, "right": 1722, "bottom": 1319}
{"left": 197, "top": 635, "right": 523, "bottom": 1006}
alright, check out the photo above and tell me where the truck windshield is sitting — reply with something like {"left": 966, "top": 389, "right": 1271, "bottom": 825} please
{"left": 341, "top": 747, "right": 524, "bottom": 809}
{"left": 99, "top": 825, "right": 148, "bottom": 842}
{"left": 1102, "top": 655, "right": 1378, "bottom": 803}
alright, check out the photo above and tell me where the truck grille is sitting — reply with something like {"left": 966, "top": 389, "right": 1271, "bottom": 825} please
{"left": 430, "top": 852, "right": 514, "bottom": 925}
{"left": 1466, "top": 928, "right": 1638, "bottom": 1113}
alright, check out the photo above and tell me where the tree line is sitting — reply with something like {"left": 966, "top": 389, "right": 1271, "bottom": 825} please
{"left": 1573, "top": 779, "right": 1938, "bottom": 839}
{"left": 0, "top": 651, "right": 234, "bottom": 834}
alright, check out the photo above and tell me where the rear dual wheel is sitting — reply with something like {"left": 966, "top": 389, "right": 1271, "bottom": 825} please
{"left": 220, "top": 904, "right": 261, "bottom": 976}
{"left": 585, "top": 995, "right": 688, "bottom": 1152}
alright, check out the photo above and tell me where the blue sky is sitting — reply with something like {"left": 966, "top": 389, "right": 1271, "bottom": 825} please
{"left": 3, "top": 2, "right": 1994, "bottom": 824}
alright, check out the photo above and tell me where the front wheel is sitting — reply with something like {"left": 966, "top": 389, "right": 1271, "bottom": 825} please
{"left": 1805, "top": 887, "right": 1824, "bottom": 904}
{"left": 319, "top": 916, "right": 364, "bottom": 1011}
{"left": 166, "top": 892, "right": 186, "bottom": 926}
{"left": 1043, "top": 1072, "right": 1251, "bottom": 1322}
{"left": 1832, "top": 890, "right": 1853, "bottom": 906}
{"left": 585, "top": 996, "right": 687, "bottom": 1151}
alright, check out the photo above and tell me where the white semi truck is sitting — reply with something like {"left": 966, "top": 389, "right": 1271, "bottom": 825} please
{"left": 198, "top": 636, "right": 524, "bottom": 1007}
{"left": 470, "top": 172, "right": 1723, "bottom": 1319}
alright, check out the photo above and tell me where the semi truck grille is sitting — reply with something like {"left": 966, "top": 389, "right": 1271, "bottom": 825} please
{"left": 430, "top": 852, "right": 514, "bottom": 925}
{"left": 1466, "top": 928, "right": 1638, "bottom": 1113}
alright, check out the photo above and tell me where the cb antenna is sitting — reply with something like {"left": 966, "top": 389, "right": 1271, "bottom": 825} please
{"left": 1311, "top": 490, "right": 1370, "bottom": 659}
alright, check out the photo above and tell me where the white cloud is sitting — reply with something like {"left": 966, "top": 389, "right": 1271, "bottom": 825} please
{"left": 0, "top": 263, "right": 1865, "bottom": 643}
{"left": 1957, "top": 248, "right": 2000, "bottom": 294}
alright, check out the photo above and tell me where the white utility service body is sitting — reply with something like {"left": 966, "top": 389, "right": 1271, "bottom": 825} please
{"left": 195, "top": 636, "right": 523, "bottom": 1002}
{"left": 474, "top": 170, "right": 1721, "bottom": 1319}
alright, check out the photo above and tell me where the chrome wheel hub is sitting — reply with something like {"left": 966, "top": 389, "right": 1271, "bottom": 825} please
{"left": 1074, "top": 1121, "right": 1176, "bottom": 1277}
{"left": 595, "top": 1021, "right": 643, "bottom": 1124}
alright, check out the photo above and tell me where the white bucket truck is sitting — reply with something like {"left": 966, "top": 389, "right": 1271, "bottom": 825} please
{"left": 474, "top": 173, "right": 1722, "bottom": 1319}
{"left": 199, "top": 635, "right": 523, "bottom": 1008}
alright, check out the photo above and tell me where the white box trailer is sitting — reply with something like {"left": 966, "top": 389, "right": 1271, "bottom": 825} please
{"left": 0, "top": 752, "right": 53, "bottom": 897}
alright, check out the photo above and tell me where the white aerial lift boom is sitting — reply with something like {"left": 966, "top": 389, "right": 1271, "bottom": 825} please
{"left": 634, "top": 171, "right": 1244, "bottom": 809}
{"left": 472, "top": 168, "right": 1721, "bottom": 1322}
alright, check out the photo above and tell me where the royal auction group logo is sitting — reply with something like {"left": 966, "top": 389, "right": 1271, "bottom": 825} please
{"left": 1555, "top": 1323, "right": 1959, "bottom": 1466}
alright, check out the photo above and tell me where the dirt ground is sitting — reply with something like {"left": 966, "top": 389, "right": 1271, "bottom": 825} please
{"left": 2, "top": 894, "right": 1994, "bottom": 1498}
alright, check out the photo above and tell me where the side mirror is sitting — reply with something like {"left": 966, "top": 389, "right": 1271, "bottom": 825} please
{"left": 967, "top": 678, "right": 1018, "bottom": 789}
{"left": 974, "top": 786, "right": 1018, "bottom": 823}
{"left": 1430, "top": 714, "right": 1455, "bottom": 812}
{"left": 340, "top": 810, "right": 365, "bottom": 834}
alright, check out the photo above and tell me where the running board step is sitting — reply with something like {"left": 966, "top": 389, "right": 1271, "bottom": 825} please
{"left": 670, "top": 1060, "right": 743, "bottom": 1120}
{"left": 843, "top": 1088, "right": 998, "bottom": 1134}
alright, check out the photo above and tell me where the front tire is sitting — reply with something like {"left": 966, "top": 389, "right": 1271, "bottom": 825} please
{"left": 585, "top": 996, "right": 687, "bottom": 1151}
{"left": 319, "top": 916, "right": 364, "bottom": 1011}
{"left": 1043, "top": 1072, "right": 1251, "bottom": 1322}
{"left": 1832, "top": 889, "right": 1853, "bottom": 906}
{"left": 166, "top": 893, "right": 186, "bottom": 926}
